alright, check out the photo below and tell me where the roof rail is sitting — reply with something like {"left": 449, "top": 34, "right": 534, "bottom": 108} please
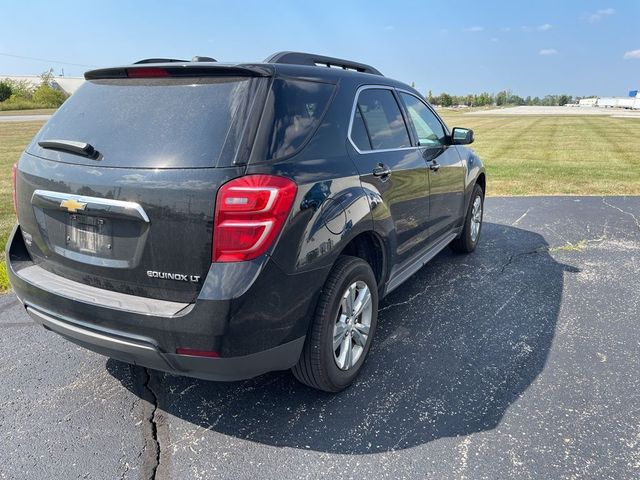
{"left": 133, "top": 58, "right": 188, "bottom": 64}
{"left": 265, "top": 51, "right": 383, "bottom": 76}
{"left": 191, "top": 56, "right": 217, "bottom": 62}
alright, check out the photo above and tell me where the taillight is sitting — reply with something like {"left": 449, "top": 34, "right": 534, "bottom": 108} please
{"left": 126, "top": 67, "right": 169, "bottom": 78}
{"left": 12, "top": 163, "right": 17, "bottom": 214}
{"left": 213, "top": 175, "right": 297, "bottom": 262}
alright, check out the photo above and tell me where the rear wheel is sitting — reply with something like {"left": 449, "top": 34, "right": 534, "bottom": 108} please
{"left": 450, "top": 183, "right": 484, "bottom": 253}
{"left": 292, "top": 255, "right": 378, "bottom": 392}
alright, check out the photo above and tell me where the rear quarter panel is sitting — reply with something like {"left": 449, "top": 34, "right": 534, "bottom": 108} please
{"left": 246, "top": 78, "right": 374, "bottom": 277}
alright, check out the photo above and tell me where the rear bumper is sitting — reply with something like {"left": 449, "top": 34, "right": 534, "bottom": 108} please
{"left": 7, "top": 224, "right": 324, "bottom": 381}
{"left": 25, "top": 304, "right": 304, "bottom": 381}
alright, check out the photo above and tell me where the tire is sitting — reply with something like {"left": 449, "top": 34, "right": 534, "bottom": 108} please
{"left": 292, "top": 255, "right": 378, "bottom": 392}
{"left": 450, "top": 183, "right": 484, "bottom": 253}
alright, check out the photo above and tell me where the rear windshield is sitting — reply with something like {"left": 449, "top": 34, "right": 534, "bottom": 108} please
{"left": 28, "top": 77, "right": 262, "bottom": 168}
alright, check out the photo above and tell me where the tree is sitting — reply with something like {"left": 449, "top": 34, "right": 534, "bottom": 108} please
{"left": 0, "top": 81, "right": 11, "bottom": 102}
{"left": 426, "top": 90, "right": 434, "bottom": 104}
{"left": 495, "top": 90, "right": 509, "bottom": 106}
{"left": 3, "top": 78, "right": 33, "bottom": 99}
{"left": 558, "top": 94, "right": 572, "bottom": 106}
{"left": 438, "top": 93, "right": 453, "bottom": 107}
{"left": 32, "top": 69, "right": 68, "bottom": 107}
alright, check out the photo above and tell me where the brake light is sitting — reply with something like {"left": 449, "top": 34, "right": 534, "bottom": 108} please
{"left": 126, "top": 67, "right": 169, "bottom": 78}
{"left": 213, "top": 175, "right": 297, "bottom": 262}
{"left": 12, "top": 163, "right": 17, "bottom": 214}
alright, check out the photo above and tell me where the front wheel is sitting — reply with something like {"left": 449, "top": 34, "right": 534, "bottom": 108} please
{"left": 292, "top": 255, "right": 378, "bottom": 392}
{"left": 450, "top": 183, "right": 484, "bottom": 253}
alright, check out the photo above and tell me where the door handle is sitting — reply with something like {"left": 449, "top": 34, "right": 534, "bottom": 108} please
{"left": 428, "top": 161, "right": 441, "bottom": 172}
{"left": 372, "top": 163, "right": 391, "bottom": 178}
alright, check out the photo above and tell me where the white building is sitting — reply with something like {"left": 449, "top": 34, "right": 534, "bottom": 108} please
{"left": 578, "top": 96, "right": 640, "bottom": 110}
{"left": 1, "top": 75, "right": 84, "bottom": 95}
{"left": 597, "top": 97, "right": 640, "bottom": 109}
{"left": 578, "top": 97, "right": 598, "bottom": 107}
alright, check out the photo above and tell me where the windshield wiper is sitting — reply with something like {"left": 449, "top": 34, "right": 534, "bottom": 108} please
{"left": 38, "top": 139, "right": 100, "bottom": 159}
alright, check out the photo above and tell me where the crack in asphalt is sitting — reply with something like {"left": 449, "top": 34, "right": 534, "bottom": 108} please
{"left": 380, "top": 247, "right": 543, "bottom": 313}
{"left": 602, "top": 197, "right": 640, "bottom": 233}
{"left": 140, "top": 368, "right": 161, "bottom": 480}
{"left": 498, "top": 248, "right": 541, "bottom": 274}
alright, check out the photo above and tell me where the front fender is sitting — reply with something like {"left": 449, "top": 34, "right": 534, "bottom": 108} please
{"left": 457, "top": 146, "right": 486, "bottom": 211}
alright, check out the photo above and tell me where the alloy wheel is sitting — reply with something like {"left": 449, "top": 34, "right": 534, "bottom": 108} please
{"left": 470, "top": 195, "right": 483, "bottom": 242}
{"left": 333, "top": 280, "right": 373, "bottom": 370}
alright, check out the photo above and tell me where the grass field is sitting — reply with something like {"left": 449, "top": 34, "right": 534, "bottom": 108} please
{"left": 0, "top": 113, "right": 639, "bottom": 291}
{"left": 438, "top": 111, "right": 640, "bottom": 196}
{"left": 0, "top": 122, "right": 43, "bottom": 290}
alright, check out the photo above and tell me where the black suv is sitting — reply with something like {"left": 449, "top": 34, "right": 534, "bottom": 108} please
{"left": 8, "top": 52, "right": 485, "bottom": 392}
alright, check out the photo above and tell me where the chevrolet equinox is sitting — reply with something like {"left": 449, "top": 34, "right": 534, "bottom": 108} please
{"left": 7, "top": 52, "right": 486, "bottom": 392}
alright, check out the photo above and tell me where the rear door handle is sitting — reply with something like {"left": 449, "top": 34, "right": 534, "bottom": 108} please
{"left": 372, "top": 163, "right": 391, "bottom": 178}
{"left": 429, "top": 161, "right": 441, "bottom": 172}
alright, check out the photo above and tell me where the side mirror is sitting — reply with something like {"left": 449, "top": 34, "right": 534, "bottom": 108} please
{"left": 451, "top": 127, "right": 474, "bottom": 145}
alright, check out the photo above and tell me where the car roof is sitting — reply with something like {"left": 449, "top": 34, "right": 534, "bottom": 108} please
{"left": 85, "top": 51, "right": 419, "bottom": 95}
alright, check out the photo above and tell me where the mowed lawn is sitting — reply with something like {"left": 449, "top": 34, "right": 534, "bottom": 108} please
{"left": 1, "top": 113, "right": 640, "bottom": 290}
{"left": 0, "top": 121, "right": 43, "bottom": 289}
{"left": 438, "top": 111, "right": 640, "bottom": 196}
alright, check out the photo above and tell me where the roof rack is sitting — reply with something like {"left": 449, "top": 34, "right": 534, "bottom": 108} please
{"left": 133, "top": 56, "right": 217, "bottom": 64}
{"left": 191, "top": 56, "right": 217, "bottom": 62}
{"left": 134, "top": 58, "right": 188, "bottom": 64}
{"left": 265, "top": 51, "right": 383, "bottom": 76}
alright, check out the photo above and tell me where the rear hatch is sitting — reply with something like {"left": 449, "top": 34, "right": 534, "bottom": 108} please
{"left": 16, "top": 67, "right": 269, "bottom": 303}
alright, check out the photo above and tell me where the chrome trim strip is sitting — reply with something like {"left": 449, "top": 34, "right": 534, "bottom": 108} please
{"left": 31, "top": 189, "right": 150, "bottom": 223}
{"left": 27, "top": 306, "right": 158, "bottom": 352}
{"left": 347, "top": 84, "right": 421, "bottom": 155}
{"left": 18, "top": 264, "right": 189, "bottom": 316}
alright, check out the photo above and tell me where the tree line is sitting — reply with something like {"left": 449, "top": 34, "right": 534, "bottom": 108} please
{"left": 0, "top": 70, "right": 68, "bottom": 111}
{"left": 425, "top": 90, "right": 581, "bottom": 107}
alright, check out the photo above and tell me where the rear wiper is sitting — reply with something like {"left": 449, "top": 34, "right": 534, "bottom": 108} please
{"left": 38, "top": 139, "right": 100, "bottom": 159}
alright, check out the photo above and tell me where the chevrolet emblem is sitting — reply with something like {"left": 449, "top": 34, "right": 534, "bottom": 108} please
{"left": 60, "top": 198, "right": 87, "bottom": 213}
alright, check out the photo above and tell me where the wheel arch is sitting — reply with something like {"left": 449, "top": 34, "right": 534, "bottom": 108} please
{"left": 338, "top": 230, "right": 388, "bottom": 293}
{"left": 476, "top": 172, "right": 486, "bottom": 194}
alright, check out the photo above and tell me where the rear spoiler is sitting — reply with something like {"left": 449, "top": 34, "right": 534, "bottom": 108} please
{"left": 85, "top": 64, "right": 273, "bottom": 80}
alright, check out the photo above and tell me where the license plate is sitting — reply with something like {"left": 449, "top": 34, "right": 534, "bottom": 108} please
{"left": 66, "top": 215, "right": 112, "bottom": 254}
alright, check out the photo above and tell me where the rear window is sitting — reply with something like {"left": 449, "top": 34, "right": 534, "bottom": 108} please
{"left": 29, "top": 77, "right": 262, "bottom": 168}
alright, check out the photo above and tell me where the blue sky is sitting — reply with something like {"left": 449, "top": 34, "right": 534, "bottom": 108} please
{"left": 1, "top": 0, "right": 638, "bottom": 97}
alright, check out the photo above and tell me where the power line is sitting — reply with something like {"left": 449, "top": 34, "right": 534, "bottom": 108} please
{"left": 0, "top": 52, "right": 97, "bottom": 68}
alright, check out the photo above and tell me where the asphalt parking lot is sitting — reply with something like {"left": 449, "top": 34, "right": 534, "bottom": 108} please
{"left": 1, "top": 196, "right": 639, "bottom": 479}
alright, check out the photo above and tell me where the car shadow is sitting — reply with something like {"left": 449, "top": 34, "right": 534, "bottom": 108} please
{"left": 107, "top": 222, "right": 578, "bottom": 454}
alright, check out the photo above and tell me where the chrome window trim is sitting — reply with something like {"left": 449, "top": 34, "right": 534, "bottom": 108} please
{"left": 347, "top": 85, "right": 421, "bottom": 155}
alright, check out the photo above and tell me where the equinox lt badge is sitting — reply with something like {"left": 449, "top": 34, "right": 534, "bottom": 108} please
{"left": 147, "top": 271, "right": 201, "bottom": 283}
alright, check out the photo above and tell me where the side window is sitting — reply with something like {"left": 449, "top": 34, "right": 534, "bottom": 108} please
{"left": 354, "top": 89, "right": 411, "bottom": 150}
{"left": 350, "top": 106, "right": 372, "bottom": 150}
{"left": 265, "top": 79, "right": 335, "bottom": 160}
{"left": 399, "top": 92, "right": 446, "bottom": 147}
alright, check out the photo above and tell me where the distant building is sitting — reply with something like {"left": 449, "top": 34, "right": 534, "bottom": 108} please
{"left": 597, "top": 97, "right": 640, "bottom": 109}
{"left": 578, "top": 98, "right": 598, "bottom": 107}
{"left": 0, "top": 75, "right": 84, "bottom": 95}
{"left": 578, "top": 96, "right": 640, "bottom": 110}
